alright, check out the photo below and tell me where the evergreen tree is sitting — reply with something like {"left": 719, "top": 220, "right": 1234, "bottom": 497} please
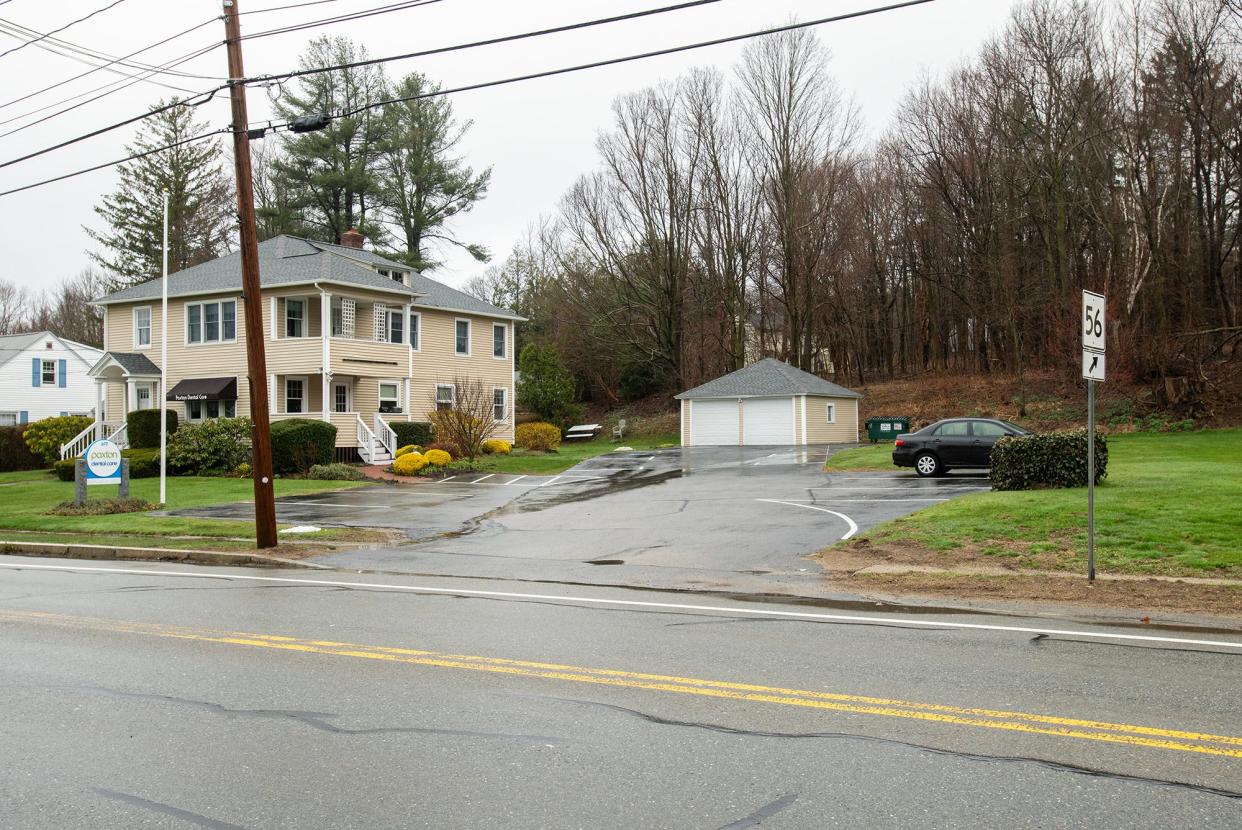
{"left": 269, "top": 36, "right": 388, "bottom": 245}
{"left": 377, "top": 72, "right": 492, "bottom": 270}
{"left": 516, "top": 343, "right": 576, "bottom": 422}
{"left": 85, "top": 100, "right": 233, "bottom": 289}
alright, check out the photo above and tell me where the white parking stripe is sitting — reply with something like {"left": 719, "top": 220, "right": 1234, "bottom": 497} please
{"left": 431, "top": 476, "right": 457, "bottom": 484}
{"left": 9, "top": 562, "right": 1237, "bottom": 650}
{"left": 537, "top": 476, "right": 563, "bottom": 487}
{"left": 472, "top": 474, "right": 495, "bottom": 483}
{"left": 503, "top": 475, "right": 528, "bottom": 486}
{"left": 757, "top": 498, "right": 859, "bottom": 540}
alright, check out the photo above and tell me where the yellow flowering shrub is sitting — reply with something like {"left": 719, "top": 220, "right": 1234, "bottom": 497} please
{"left": 424, "top": 448, "right": 452, "bottom": 467}
{"left": 392, "top": 451, "right": 427, "bottom": 476}
{"left": 515, "top": 422, "right": 561, "bottom": 451}
{"left": 395, "top": 444, "right": 419, "bottom": 458}
{"left": 481, "top": 439, "right": 511, "bottom": 455}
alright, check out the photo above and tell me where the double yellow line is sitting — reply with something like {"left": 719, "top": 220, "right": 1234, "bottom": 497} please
{"left": 6, "top": 608, "right": 1242, "bottom": 759}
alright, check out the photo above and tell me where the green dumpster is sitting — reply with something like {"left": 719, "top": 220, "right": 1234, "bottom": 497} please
{"left": 865, "top": 417, "right": 910, "bottom": 443}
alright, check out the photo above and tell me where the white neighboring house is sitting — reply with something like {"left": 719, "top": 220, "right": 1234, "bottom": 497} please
{"left": 0, "top": 331, "right": 103, "bottom": 426}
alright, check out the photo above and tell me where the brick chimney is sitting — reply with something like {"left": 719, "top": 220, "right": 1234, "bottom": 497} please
{"left": 340, "top": 228, "right": 364, "bottom": 249}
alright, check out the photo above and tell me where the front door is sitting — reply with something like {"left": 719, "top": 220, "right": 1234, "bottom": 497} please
{"left": 332, "top": 382, "right": 351, "bottom": 414}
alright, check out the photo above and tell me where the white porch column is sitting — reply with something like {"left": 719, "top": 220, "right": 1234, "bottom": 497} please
{"left": 404, "top": 302, "right": 413, "bottom": 421}
{"left": 124, "top": 378, "right": 135, "bottom": 416}
{"left": 321, "top": 290, "right": 331, "bottom": 423}
{"left": 268, "top": 374, "right": 277, "bottom": 414}
{"left": 95, "top": 379, "right": 106, "bottom": 438}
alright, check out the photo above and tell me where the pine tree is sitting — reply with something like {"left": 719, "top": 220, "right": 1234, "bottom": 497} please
{"left": 85, "top": 100, "right": 233, "bottom": 289}
{"left": 377, "top": 72, "right": 492, "bottom": 270}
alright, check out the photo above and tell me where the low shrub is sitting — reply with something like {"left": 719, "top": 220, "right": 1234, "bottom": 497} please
{"left": 424, "top": 448, "right": 452, "bottom": 467}
{"left": 307, "top": 462, "right": 367, "bottom": 481}
{"left": 425, "top": 440, "right": 463, "bottom": 458}
{"left": 23, "top": 415, "right": 94, "bottom": 464}
{"left": 481, "top": 439, "right": 511, "bottom": 455}
{"left": 392, "top": 451, "right": 427, "bottom": 476}
{"left": 392, "top": 421, "right": 434, "bottom": 447}
{"left": 270, "top": 418, "right": 336, "bottom": 474}
{"left": 234, "top": 462, "right": 251, "bottom": 478}
{"left": 53, "top": 458, "right": 76, "bottom": 481}
{"left": 433, "top": 458, "right": 480, "bottom": 475}
{"left": 48, "top": 497, "right": 156, "bottom": 516}
{"left": 126, "top": 408, "right": 178, "bottom": 449}
{"left": 395, "top": 444, "right": 419, "bottom": 458}
{"left": 515, "top": 422, "right": 561, "bottom": 452}
{"left": 990, "top": 429, "right": 1108, "bottom": 491}
{"left": 122, "top": 447, "right": 161, "bottom": 478}
{"left": 0, "top": 424, "right": 41, "bottom": 471}
{"left": 167, "top": 417, "right": 251, "bottom": 474}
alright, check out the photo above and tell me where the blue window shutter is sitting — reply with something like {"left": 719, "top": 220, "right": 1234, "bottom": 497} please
{"left": 60, "top": 411, "right": 68, "bottom": 417}
{"left": 18, "top": 411, "right": 28, "bottom": 423}
{"left": 58, "top": 359, "right": 67, "bottom": 387}
{"left": 31, "top": 357, "right": 40, "bottom": 387}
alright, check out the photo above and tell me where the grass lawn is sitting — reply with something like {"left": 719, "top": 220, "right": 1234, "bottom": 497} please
{"left": 843, "top": 429, "right": 1242, "bottom": 576}
{"left": 0, "top": 470, "right": 374, "bottom": 552}
{"left": 473, "top": 433, "right": 679, "bottom": 475}
{"left": 824, "top": 444, "right": 897, "bottom": 471}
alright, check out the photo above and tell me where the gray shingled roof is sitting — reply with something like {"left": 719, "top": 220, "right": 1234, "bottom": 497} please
{"left": 94, "top": 235, "right": 522, "bottom": 320}
{"left": 0, "top": 332, "right": 45, "bottom": 369}
{"left": 675, "top": 358, "right": 862, "bottom": 400}
{"left": 94, "top": 351, "right": 161, "bottom": 376}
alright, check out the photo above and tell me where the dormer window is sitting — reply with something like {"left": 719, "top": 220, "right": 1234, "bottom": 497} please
{"left": 377, "top": 267, "right": 406, "bottom": 284}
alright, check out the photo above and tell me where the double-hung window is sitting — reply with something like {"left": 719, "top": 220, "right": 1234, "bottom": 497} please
{"left": 435, "top": 384, "right": 454, "bottom": 411}
{"left": 41, "top": 360, "right": 55, "bottom": 386}
{"left": 492, "top": 388, "right": 507, "bottom": 421}
{"left": 826, "top": 404, "right": 836, "bottom": 424}
{"left": 493, "top": 323, "right": 507, "bottom": 359}
{"left": 186, "top": 300, "right": 236, "bottom": 344}
{"left": 285, "top": 378, "right": 304, "bottom": 413}
{"left": 388, "top": 309, "right": 403, "bottom": 345}
{"left": 379, "top": 381, "right": 401, "bottom": 413}
{"left": 285, "top": 299, "right": 305, "bottom": 338}
{"left": 0, "top": 413, "right": 17, "bottom": 427}
{"left": 134, "top": 306, "right": 151, "bottom": 348}
{"left": 455, "top": 319, "right": 470, "bottom": 355}
{"left": 408, "top": 312, "right": 421, "bottom": 351}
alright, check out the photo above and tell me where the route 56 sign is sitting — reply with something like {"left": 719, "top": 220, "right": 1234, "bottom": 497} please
{"left": 1082, "top": 290, "right": 1105, "bottom": 381}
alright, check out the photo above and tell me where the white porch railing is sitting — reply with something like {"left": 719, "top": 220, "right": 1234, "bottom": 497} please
{"left": 374, "top": 413, "right": 397, "bottom": 456}
{"left": 59, "top": 421, "right": 127, "bottom": 460}
{"left": 356, "top": 414, "right": 379, "bottom": 464}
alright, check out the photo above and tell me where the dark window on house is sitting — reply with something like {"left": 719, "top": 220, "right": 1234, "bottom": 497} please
{"left": 455, "top": 320, "right": 470, "bottom": 355}
{"left": 493, "top": 324, "right": 506, "bottom": 358}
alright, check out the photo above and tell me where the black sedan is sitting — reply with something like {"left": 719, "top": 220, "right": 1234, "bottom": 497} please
{"left": 892, "top": 418, "right": 1031, "bottom": 477}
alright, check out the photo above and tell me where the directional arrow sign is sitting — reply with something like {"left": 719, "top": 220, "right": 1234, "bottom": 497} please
{"left": 1082, "top": 349, "right": 1105, "bottom": 382}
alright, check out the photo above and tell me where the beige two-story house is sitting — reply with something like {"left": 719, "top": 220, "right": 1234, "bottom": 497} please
{"left": 64, "top": 233, "right": 521, "bottom": 463}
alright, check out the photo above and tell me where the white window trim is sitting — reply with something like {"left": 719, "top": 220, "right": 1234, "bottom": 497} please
{"left": 185, "top": 298, "right": 239, "bottom": 346}
{"left": 135, "top": 381, "right": 155, "bottom": 410}
{"left": 133, "top": 305, "right": 152, "bottom": 350}
{"left": 386, "top": 307, "right": 404, "bottom": 345}
{"left": 826, "top": 403, "right": 836, "bottom": 424}
{"left": 378, "top": 379, "right": 403, "bottom": 413}
{"left": 492, "top": 323, "right": 508, "bottom": 360}
{"left": 285, "top": 375, "right": 308, "bottom": 414}
{"left": 435, "top": 383, "right": 455, "bottom": 410}
{"left": 454, "top": 318, "right": 471, "bottom": 356}
{"left": 187, "top": 399, "right": 237, "bottom": 422}
{"left": 492, "top": 386, "right": 508, "bottom": 422}
{"left": 40, "top": 359, "right": 56, "bottom": 386}
{"left": 408, "top": 310, "right": 421, "bottom": 352}
{"left": 284, "top": 296, "right": 309, "bottom": 340}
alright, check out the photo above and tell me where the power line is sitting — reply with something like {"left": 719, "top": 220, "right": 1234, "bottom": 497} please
{"left": 0, "top": 17, "right": 218, "bottom": 112}
{"left": 241, "top": 0, "right": 444, "bottom": 41}
{"left": 0, "top": 0, "right": 131, "bottom": 61}
{"left": 0, "top": 42, "right": 221, "bottom": 140}
{"left": 242, "top": 0, "right": 342, "bottom": 13}
{"left": 0, "top": 16, "right": 221, "bottom": 80}
{"left": 307, "top": 0, "right": 938, "bottom": 123}
{"left": 0, "top": 127, "right": 228, "bottom": 198}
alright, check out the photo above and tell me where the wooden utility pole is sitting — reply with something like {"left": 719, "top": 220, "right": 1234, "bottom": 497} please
{"left": 222, "top": 0, "right": 277, "bottom": 548}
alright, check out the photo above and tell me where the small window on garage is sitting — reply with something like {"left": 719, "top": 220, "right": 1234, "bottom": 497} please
{"left": 825, "top": 403, "right": 836, "bottom": 423}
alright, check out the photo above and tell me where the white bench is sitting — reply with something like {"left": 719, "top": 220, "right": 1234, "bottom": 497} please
{"left": 565, "top": 423, "right": 602, "bottom": 441}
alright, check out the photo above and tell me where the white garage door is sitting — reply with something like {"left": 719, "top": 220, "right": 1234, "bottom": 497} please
{"left": 742, "top": 397, "right": 795, "bottom": 445}
{"left": 690, "top": 399, "right": 739, "bottom": 445}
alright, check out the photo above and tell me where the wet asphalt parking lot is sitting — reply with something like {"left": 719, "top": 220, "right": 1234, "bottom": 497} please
{"left": 174, "top": 445, "right": 991, "bottom": 593}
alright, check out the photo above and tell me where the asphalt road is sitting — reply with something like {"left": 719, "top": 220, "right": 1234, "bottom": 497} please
{"left": 174, "top": 446, "right": 991, "bottom": 594}
{"left": 3, "top": 557, "right": 1241, "bottom": 828}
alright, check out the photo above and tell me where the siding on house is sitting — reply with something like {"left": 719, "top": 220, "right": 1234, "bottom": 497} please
{"left": 411, "top": 312, "right": 515, "bottom": 441}
{"left": 804, "top": 396, "right": 860, "bottom": 443}
{"left": 0, "top": 333, "right": 101, "bottom": 423}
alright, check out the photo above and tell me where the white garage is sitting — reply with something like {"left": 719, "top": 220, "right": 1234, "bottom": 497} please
{"left": 677, "top": 358, "right": 862, "bottom": 447}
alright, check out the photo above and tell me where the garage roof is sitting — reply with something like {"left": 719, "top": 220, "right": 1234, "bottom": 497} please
{"left": 675, "top": 358, "right": 862, "bottom": 400}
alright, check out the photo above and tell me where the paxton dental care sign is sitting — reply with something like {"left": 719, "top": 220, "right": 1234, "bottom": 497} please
{"left": 84, "top": 439, "right": 123, "bottom": 486}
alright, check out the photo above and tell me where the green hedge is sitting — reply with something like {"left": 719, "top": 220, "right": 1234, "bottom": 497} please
{"left": 0, "top": 425, "right": 42, "bottom": 471}
{"left": 270, "top": 418, "right": 336, "bottom": 474}
{"left": 23, "top": 415, "right": 93, "bottom": 464}
{"left": 52, "top": 448, "right": 161, "bottom": 482}
{"left": 126, "top": 408, "right": 178, "bottom": 448}
{"left": 167, "top": 417, "right": 251, "bottom": 474}
{"left": 990, "top": 429, "right": 1108, "bottom": 491}
{"left": 391, "top": 421, "right": 434, "bottom": 447}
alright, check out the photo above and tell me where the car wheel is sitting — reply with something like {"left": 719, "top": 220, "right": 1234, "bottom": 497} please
{"left": 915, "top": 452, "right": 940, "bottom": 477}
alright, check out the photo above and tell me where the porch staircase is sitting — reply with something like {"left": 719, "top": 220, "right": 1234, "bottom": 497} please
{"left": 60, "top": 421, "right": 127, "bottom": 460}
{"left": 357, "top": 413, "right": 397, "bottom": 465}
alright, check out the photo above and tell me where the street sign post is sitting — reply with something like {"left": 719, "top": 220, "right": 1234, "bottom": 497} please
{"left": 1081, "top": 290, "right": 1106, "bottom": 582}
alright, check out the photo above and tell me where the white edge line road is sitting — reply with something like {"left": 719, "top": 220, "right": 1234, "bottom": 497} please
{"left": 757, "top": 498, "right": 860, "bottom": 540}
{"left": 3, "top": 562, "right": 1241, "bottom": 651}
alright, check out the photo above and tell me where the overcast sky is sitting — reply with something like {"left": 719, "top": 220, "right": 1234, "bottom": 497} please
{"left": 0, "top": 0, "right": 1023, "bottom": 294}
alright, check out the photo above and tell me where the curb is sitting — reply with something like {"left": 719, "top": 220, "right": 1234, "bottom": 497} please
{"left": 0, "top": 540, "right": 328, "bottom": 569}
{"left": 847, "top": 562, "right": 1242, "bottom": 588}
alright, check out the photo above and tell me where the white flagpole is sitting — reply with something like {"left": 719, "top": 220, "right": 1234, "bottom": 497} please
{"left": 159, "top": 190, "right": 169, "bottom": 506}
